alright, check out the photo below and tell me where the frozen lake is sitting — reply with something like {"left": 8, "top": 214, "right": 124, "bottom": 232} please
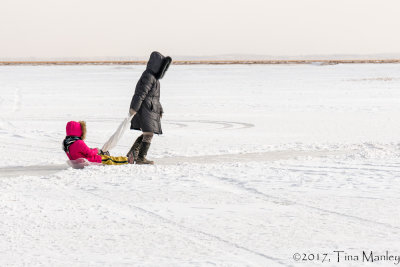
{"left": 0, "top": 64, "right": 400, "bottom": 266}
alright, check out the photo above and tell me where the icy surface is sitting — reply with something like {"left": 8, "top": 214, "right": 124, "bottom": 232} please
{"left": 0, "top": 64, "right": 400, "bottom": 266}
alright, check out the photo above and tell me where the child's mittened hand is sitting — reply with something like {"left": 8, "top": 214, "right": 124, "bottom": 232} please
{"left": 99, "top": 149, "right": 110, "bottom": 156}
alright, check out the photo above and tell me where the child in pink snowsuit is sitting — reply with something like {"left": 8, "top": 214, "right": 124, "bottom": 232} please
{"left": 63, "top": 121, "right": 133, "bottom": 165}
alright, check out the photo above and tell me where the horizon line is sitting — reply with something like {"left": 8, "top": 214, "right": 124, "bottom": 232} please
{"left": 1, "top": 59, "right": 400, "bottom": 65}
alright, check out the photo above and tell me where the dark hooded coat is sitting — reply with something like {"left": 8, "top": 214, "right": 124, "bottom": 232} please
{"left": 130, "top": 52, "right": 171, "bottom": 134}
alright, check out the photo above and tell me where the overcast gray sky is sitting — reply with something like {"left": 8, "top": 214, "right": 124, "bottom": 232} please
{"left": 1, "top": 0, "right": 400, "bottom": 58}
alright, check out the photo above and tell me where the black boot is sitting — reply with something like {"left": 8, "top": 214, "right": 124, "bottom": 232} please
{"left": 136, "top": 142, "right": 154, "bottom": 165}
{"left": 126, "top": 134, "right": 143, "bottom": 161}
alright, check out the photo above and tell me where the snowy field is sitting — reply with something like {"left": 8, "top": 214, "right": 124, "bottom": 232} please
{"left": 0, "top": 64, "right": 400, "bottom": 266}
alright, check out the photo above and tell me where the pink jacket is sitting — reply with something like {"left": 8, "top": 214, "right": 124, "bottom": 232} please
{"left": 65, "top": 121, "right": 102, "bottom": 163}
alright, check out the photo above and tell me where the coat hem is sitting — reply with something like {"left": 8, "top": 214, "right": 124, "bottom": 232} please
{"left": 130, "top": 127, "right": 162, "bottom": 135}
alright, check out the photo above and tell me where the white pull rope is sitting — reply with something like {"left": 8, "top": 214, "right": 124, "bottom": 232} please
{"left": 101, "top": 113, "right": 134, "bottom": 152}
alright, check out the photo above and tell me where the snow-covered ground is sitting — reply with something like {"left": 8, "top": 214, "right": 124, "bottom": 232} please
{"left": 0, "top": 64, "right": 399, "bottom": 266}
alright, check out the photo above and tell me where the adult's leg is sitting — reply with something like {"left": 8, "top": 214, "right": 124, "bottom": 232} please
{"left": 127, "top": 134, "right": 143, "bottom": 159}
{"left": 136, "top": 132, "right": 154, "bottom": 164}
{"left": 142, "top": 132, "right": 153, "bottom": 143}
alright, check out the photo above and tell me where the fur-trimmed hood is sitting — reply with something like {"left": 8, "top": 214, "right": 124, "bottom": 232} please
{"left": 66, "top": 121, "right": 87, "bottom": 140}
{"left": 146, "top": 51, "right": 172, "bottom": 79}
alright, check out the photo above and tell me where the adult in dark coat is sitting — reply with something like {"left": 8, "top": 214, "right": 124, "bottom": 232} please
{"left": 127, "top": 51, "right": 172, "bottom": 164}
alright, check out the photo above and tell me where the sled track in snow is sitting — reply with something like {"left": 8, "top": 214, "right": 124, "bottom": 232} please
{"left": 0, "top": 149, "right": 348, "bottom": 178}
{"left": 0, "top": 164, "right": 68, "bottom": 178}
